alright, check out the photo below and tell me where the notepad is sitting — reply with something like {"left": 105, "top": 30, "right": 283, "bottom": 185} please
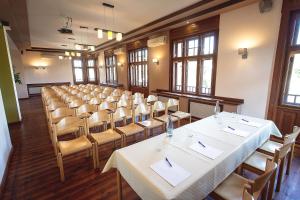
{"left": 151, "top": 159, "right": 191, "bottom": 187}
{"left": 189, "top": 142, "right": 223, "bottom": 160}
{"left": 140, "top": 120, "right": 151, "bottom": 127}
{"left": 239, "top": 119, "right": 262, "bottom": 128}
{"left": 223, "top": 127, "right": 250, "bottom": 137}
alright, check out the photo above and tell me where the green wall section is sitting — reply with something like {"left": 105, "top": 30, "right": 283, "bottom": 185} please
{"left": 0, "top": 26, "right": 20, "bottom": 123}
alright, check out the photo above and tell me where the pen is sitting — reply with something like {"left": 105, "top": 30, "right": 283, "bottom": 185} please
{"left": 165, "top": 157, "right": 172, "bottom": 167}
{"left": 228, "top": 126, "right": 235, "bottom": 131}
{"left": 242, "top": 119, "right": 249, "bottom": 122}
{"left": 198, "top": 141, "right": 206, "bottom": 148}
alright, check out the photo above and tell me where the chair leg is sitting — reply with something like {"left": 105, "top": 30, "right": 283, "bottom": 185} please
{"left": 268, "top": 168, "right": 277, "bottom": 200}
{"left": 276, "top": 157, "right": 286, "bottom": 192}
{"left": 117, "top": 170, "right": 123, "bottom": 200}
{"left": 57, "top": 152, "right": 65, "bottom": 182}
{"left": 286, "top": 146, "right": 294, "bottom": 175}
{"left": 92, "top": 144, "right": 97, "bottom": 169}
{"left": 96, "top": 144, "right": 100, "bottom": 168}
{"left": 261, "top": 184, "right": 269, "bottom": 200}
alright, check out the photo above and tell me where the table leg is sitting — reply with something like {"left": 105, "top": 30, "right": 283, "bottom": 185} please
{"left": 117, "top": 170, "right": 123, "bottom": 200}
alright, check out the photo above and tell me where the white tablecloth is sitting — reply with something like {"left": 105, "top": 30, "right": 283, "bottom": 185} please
{"left": 102, "top": 112, "right": 282, "bottom": 200}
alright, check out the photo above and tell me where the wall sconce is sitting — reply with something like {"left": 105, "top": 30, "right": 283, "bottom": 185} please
{"left": 152, "top": 58, "right": 159, "bottom": 65}
{"left": 34, "top": 66, "right": 46, "bottom": 70}
{"left": 238, "top": 48, "right": 248, "bottom": 59}
{"left": 117, "top": 62, "right": 124, "bottom": 67}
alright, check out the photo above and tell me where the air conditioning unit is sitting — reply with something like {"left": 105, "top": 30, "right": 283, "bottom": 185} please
{"left": 147, "top": 36, "right": 167, "bottom": 48}
{"left": 114, "top": 47, "right": 125, "bottom": 55}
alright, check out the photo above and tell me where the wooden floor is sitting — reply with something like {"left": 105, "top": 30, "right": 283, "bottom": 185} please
{"left": 1, "top": 96, "right": 300, "bottom": 200}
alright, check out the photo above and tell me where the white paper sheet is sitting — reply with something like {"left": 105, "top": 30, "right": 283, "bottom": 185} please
{"left": 223, "top": 126, "right": 250, "bottom": 137}
{"left": 239, "top": 119, "right": 262, "bottom": 127}
{"left": 150, "top": 159, "right": 191, "bottom": 187}
{"left": 189, "top": 142, "right": 223, "bottom": 160}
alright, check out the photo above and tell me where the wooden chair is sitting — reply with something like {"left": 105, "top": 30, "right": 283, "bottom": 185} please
{"left": 117, "top": 99, "right": 131, "bottom": 109}
{"left": 76, "top": 104, "right": 97, "bottom": 118}
{"left": 211, "top": 159, "right": 277, "bottom": 200}
{"left": 99, "top": 101, "right": 115, "bottom": 114}
{"left": 82, "top": 94, "right": 93, "bottom": 103}
{"left": 242, "top": 142, "right": 293, "bottom": 199}
{"left": 52, "top": 116, "right": 95, "bottom": 181}
{"left": 153, "top": 101, "right": 179, "bottom": 129}
{"left": 87, "top": 111, "right": 122, "bottom": 168}
{"left": 90, "top": 91, "right": 100, "bottom": 97}
{"left": 167, "top": 98, "right": 192, "bottom": 126}
{"left": 257, "top": 126, "right": 300, "bottom": 176}
{"left": 98, "top": 93, "right": 108, "bottom": 100}
{"left": 119, "top": 93, "right": 131, "bottom": 101}
{"left": 89, "top": 97, "right": 102, "bottom": 108}
{"left": 114, "top": 107, "right": 145, "bottom": 146}
{"left": 68, "top": 99, "right": 84, "bottom": 109}
{"left": 106, "top": 95, "right": 119, "bottom": 108}
{"left": 136, "top": 103, "right": 164, "bottom": 138}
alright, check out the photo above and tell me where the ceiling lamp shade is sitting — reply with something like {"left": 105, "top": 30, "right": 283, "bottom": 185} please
{"left": 58, "top": 56, "right": 63, "bottom": 60}
{"left": 75, "top": 44, "right": 82, "bottom": 50}
{"left": 71, "top": 52, "right": 75, "bottom": 57}
{"left": 107, "top": 31, "right": 113, "bottom": 40}
{"left": 89, "top": 46, "right": 95, "bottom": 51}
{"left": 76, "top": 52, "right": 81, "bottom": 57}
{"left": 68, "top": 56, "right": 72, "bottom": 60}
{"left": 116, "top": 32, "right": 122, "bottom": 41}
{"left": 65, "top": 51, "right": 70, "bottom": 56}
{"left": 97, "top": 29, "right": 103, "bottom": 39}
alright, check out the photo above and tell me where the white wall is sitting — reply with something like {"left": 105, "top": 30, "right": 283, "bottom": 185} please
{"left": 0, "top": 89, "right": 12, "bottom": 184}
{"left": 22, "top": 51, "right": 74, "bottom": 84}
{"left": 216, "top": 0, "right": 282, "bottom": 118}
{"left": 7, "top": 35, "right": 29, "bottom": 99}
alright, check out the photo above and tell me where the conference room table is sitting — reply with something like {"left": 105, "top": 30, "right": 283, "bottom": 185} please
{"left": 102, "top": 112, "right": 282, "bottom": 200}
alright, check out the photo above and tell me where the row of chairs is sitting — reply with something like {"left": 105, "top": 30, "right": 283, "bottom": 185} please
{"left": 211, "top": 126, "right": 300, "bottom": 200}
{"left": 41, "top": 84, "right": 192, "bottom": 181}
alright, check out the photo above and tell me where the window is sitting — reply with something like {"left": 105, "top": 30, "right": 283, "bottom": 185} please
{"left": 105, "top": 55, "right": 117, "bottom": 84}
{"left": 87, "top": 59, "right": 97, "bottom": 82}
{"left": 172, "top": 32, "right": 217, "bottom": 95}
{"left": 282, "top": 14, "right": 300, "bottom": 106}
{"left": 128, "top": 48, "right": 148, "bottom": 87}
{"left": 73, "top": 59, "right": 84, "bottom": 83}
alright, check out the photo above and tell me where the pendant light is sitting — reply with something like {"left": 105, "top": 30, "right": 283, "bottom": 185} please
{"left": 116, "top": 32, "right": 122, "bottom": 41}
{"left": 76, "top": 52, "right": 81, "bottom": 57}
{"left": 107, "top": 31, "right": 113, "bottom": 40}
{"left": 97, "top": 29, "right": 103, "bottom": 39}
{"left": 65, "top": 51, "right": 70, "bottom": 56}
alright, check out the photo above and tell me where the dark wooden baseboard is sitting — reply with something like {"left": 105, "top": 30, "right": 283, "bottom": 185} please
{"left": 0, "top": 147, "right": 13, "bottom": 199}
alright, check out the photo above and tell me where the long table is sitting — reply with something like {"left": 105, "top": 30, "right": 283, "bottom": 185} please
{"left": 102, "top": 112, "right": 282, "bottom": 200}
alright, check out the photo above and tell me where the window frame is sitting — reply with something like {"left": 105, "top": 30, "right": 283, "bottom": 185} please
{"left": 281, "top": 12, "right": 300, "bottom": 107}
{"left": 171, "top": 31, "right": 218, "bottom": 96}
{"left": 105, "top": 54, "right": 118, "bottom": 84}
{"left": 72, "top": 58, "right": 84, "bottom": 84}
{"left": 128, "top": 47, "right": 148, "bottom": 88}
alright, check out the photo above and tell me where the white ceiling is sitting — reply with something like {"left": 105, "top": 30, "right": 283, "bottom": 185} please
{"left": 27, "top": 0, "right": 200, "bottom": 50}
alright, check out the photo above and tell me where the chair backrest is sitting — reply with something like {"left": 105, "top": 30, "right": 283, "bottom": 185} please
{"left": 273, "top": 142, "right": 293, "bottom": 162}
{"left": 106, "top": 95, "right": 119, "bottom": 103}
{"left": 167, "top": 98, "right": 179, "bottom": 110}
{"left": 99, "top": 101, "right": 114, "bottom": 111}
{"left": 98, "top": 93, "right": 108, "bottom": 99}
{"left": 135, "top": 103, "right": 150, "bottom": 116}
{"left": 153, "top": 101, "right": 166, "bottom": 112}
{"left": 71, "top": 89, "right": 79, "bottom": 95}
{"left": 53, "top": 116, "right": 86, "bottom": 140}
{"left": 50, "top": 107, "right": 74, "bottom": 123}
{"left": 113, "top": 107, "right": 131, "bottom": 125}
{"left": 76, "top": 104, "right": 97, "bottom": 116}
{"left": 283, "top": 126, "right": 300, "bottom": 145}
{"left": 117, "top": 99, "right": 130, "bottom": 108}
{"left": 87, "top": 110, "right": 110, "bottom": 131}
{"left": 47, "top": 101, "right": 66, "bottom": 112}
{"left": 133, "top": 96, "right": 145, "bottom": 106}
{"left": 83, "top": 94, "right": 93, "bottom": 101}
{"left": 90, "top": 91, "right": 100, "bottom": 97}
{"left": 147, "top": 95, "right": 158, "bottom": 103}
{"left": 133, "top": 92, "right": 144, "bottom": 99}
{"left": 248, "top": 159, "right": 277, "bottom": 199}
{"left": 89, "top": 97, "right": 102, "bottom": 105}
{"left": 69, "top": 99, "right": 84, "bottom": 109}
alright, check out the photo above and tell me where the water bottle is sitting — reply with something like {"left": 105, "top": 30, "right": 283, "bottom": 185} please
{"left": 214, "top": 100, "right": 220, "bottom": 118}
{"left": 166, "top": 115, "right": 173, "bottom": 137}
